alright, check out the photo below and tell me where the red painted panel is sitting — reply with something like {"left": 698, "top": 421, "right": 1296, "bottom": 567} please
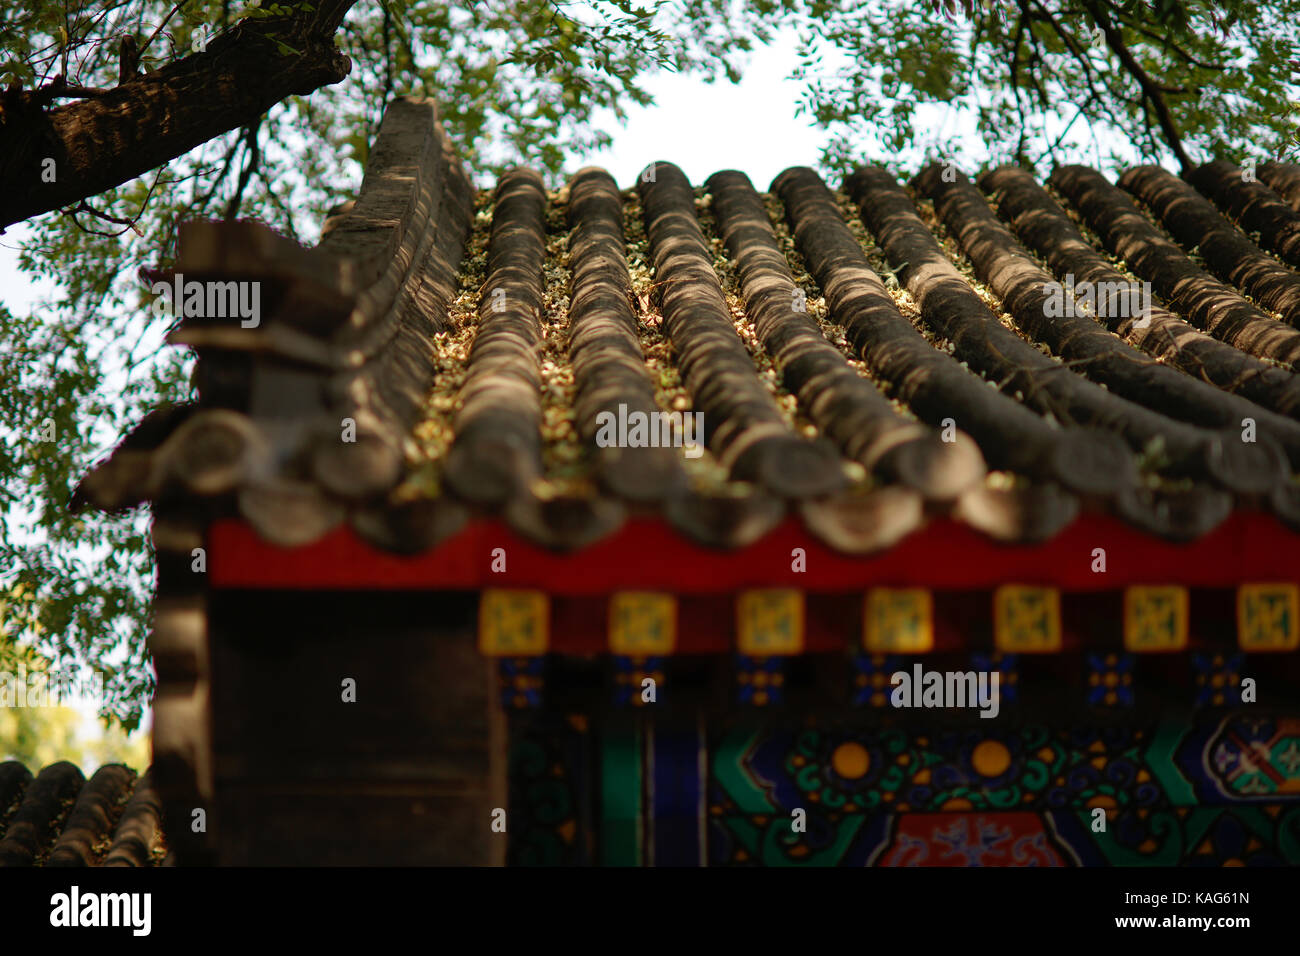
{"left": 207, "top": 511, "right": 1300, "bottom": 593}
{"left": 878, "top": 813, "right": 1068, "bottom": 866}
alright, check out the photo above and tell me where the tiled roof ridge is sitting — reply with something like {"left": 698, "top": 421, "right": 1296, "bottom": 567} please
{"left": 0, "top": 761, "right": 165, "bottom": 867}
{"left": 707, "top": 168, "right": 986, "bottom": 501}
{"left": 71, "top": 96, "right": 1300, "bottom": 551}
{"left": 1190, "top": 159, "right": 1300, "bottom": 268}
{"left": 1122, "top": 164, "right": 1300, "bottom": 327}
{"left": 77, "top": 95, "right": 475, "bottom": 547}
{"left": 981, "top": 167, "right": 1300, "bottom": 419}
{"left": 920, "top": 164, "right": 1289, "bottom": 503}
{"left": 443, "top": 168, "right": 549, "bottom": 506}
{"left": 640, "top": 162, "right": 846, "bottom": 498}
{"left": 779, "top": 167, "right": 1106, "bottom": 495}
{"left": 567, "top": 167, "right": 689, "bottom": 502}
{"left": 1053, "top": 164, "right": 1300, "bottom": 367}
{"left": 849, "top": 163, "right": 1156, "bottom": 498}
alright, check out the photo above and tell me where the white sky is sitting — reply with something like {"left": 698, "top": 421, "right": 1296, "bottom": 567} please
{"left": 0, "top": 223, "right": 52, "bottom": 314}
{"left": 577, "top": 33, "right": 831, "bottom": 188}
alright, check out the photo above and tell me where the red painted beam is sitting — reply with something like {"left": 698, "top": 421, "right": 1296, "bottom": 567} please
{"left": 206, "top": 511, "right": 1300, "bottom": 593}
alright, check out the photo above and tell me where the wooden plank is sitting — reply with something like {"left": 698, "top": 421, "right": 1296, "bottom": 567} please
{"left": 209, "top": 591, "right": 496, "bottom": 863}
{"left": 600, "top": 724, "right": 643, "bottom": 866}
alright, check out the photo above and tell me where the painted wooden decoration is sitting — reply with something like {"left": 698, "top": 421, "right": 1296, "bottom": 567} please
{"left": 1237, "top": 583, "right": 1300, "bottom": 651}
{"left": 1086, "top": 652, "right": 1135, "bottom": 707}
{"left": 864, "top": 589, "right": 934, "bottom": 653}
{"left": 736, "top": 590, "right": 804, "bottom": 656}
{"left": 736, "top": 655, "right": 786, "bottom": 707}
{"left": 1191, "top": 652, "right": 1243, "bottom": 708}
{"left": 479, "top": 589, "right": 549, "bottom": 656}
{"left": 609, "top": 592, "right": 676, "bottom": 656}
{"left": 852, "top": 653, "right": 905, "bottom": 708}
{"left": 497, "top": 657, "right": 545, "bottom": 709}
{"left": 612, "top": 656, "right": 665, "bottom": 708}
{"left": 1123, "top": 586, "right": 1188, "bottom": 652}
{"left": 993, "top": 586, "right": 1061, "bottom": 653}
{"left": 504, "top": 714, "right": 1300, "bottom": 866}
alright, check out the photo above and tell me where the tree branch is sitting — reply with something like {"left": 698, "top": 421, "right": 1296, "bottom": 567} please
{"left": 1080, "top": 0, "right": 1194, "bottom": 171}
{"left": 224, "top": 116, "right": 263, "bottom": 219}
{"left": 0, "top": 0, "right": 358, "bottom": 230}
{"left": 1009, "top": 4, "right": 1029, "bottom": 162}
{"left": 1112, "top": 14, "right": 1228, "bottom": 71}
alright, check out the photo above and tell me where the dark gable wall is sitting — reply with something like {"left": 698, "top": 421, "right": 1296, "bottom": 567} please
{"left": 207, "top": 590, "right": 505, "bottom": 864}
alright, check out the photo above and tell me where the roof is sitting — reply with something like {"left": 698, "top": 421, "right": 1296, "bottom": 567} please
{"left": 74, "top": 96, "right": 1300, "bottom": 562}
{"left": 0, "top": 761, "right": 166, "bottom": 867}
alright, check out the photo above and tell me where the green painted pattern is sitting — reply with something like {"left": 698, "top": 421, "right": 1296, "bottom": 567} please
{"left": 759, "top": 814, "right": 866, "bottom": 866}
{"left": 715, "top": 728, "right": 775, "bottom": 814}
{"left": 600, "top": 725, "right": 642, "bottom": 866}
{"left": 1146, "top": 720, "right": 1197, "bottom": 805}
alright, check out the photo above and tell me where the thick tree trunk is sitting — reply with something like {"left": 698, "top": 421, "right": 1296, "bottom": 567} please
{"left": 0, "top": 2, "right": 358, "bottom": 230}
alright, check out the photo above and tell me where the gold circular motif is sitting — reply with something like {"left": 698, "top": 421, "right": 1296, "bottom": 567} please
{"left": 832, "top": 742, "right": 871, "bottom": 779}
{"left": 972, "top": 740, "right": 1012, "bottom": 777}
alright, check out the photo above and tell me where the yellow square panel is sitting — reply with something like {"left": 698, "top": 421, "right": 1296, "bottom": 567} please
{"left": 737, "top": 590, "right": 804, "bottom": 656}
{"left": 1124, "top": 587, "right": 1189, "bottom": 653}
{"left": 609, "top": 592, "right": 677, "bottom": 656}
{"left": 1237, "top": 583, "right": 1300, "bottom": 652}
{"left": 994, "top": 586, "right": 1062, "bottom": 653}
{"left": 864, "top": 589, "right": 934, "bottom": 653}
{"left": 478, "top": 590, "right": 549, "bottom": 657}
